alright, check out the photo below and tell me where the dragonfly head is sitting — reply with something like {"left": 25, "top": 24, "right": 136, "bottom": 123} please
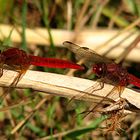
{"left": 92, "top": 63, "right": 106, "bottom": 78}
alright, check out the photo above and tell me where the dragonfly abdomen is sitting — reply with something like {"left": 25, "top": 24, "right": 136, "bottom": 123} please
{"left": 29, "top": 55, "right": 84, "bottom": 70}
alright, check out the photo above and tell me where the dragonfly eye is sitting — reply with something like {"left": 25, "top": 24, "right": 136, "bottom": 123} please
{"left": 93, "top": 64, "right": 104, "bottom": 77}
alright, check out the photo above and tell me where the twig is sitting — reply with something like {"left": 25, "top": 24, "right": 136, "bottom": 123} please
{"left": 0, "top": 70, "right": 140, "bottom": 111}
{"left": 74, "top": 0, "right": 91, "bottom": 32}
{"left": 115, "top": 33, "right": 140, "bottom": 64}
{"left": 96, "top": 18, "right": 140, "bottom": 50}
{"left": 0, "top": 24, "right": 140, "bottom": 62}
{"left": 11, "top": 95, "right": 49, "bottom": 134}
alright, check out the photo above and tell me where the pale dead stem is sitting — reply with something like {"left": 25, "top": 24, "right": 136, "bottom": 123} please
{"left": 0, "top": 24, "right": 140, "bottom": 62}
{"left": 115, "top": 33, "right": 140, "bottom": 64}
{"left": 66, "top": 0, "right": 72, "bottom": 30}
{"left": 92, "top": 0, "right": 109, "bottom": 28}
{"left": 74, "top": 0, "right": 91, "bottom": 32}
{"left": 96, "top": 18, "right": 140, "bottom": 50}
{"left": 0, "top": 69, "right": 139, "bottom": 134}
{"left": 0, "top": 69, "right": 140, "bottom": 110}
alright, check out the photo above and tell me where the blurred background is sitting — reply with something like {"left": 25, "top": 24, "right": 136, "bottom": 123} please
{"left": 0, "top": 0, "right": 140, "bottom": 139}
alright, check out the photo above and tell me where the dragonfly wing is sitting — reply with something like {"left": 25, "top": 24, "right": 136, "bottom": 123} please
{"left": 63, "top": 41, "right": 113, "bottom": 67}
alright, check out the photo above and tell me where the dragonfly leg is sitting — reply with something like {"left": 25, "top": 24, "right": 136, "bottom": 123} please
{"left": 67, "top": 80, "right": 104, "bottom": 106}
{"left": 84, "top": 81, "right": 104, "bottom": 95}
{"left": 0, "top": 68, "right": 3, "bottom": 77}
{"left": 118, "top": 86, "right": 125, "bottom": 98}
{"left": 76, "top": 81, "right": 107, "bottom": 118}
{"left": 91, "top": 82, "right": 104, "bottom": 93}
{"left": 0, "top": 67, "right": 28, "bottom": 104}
{"left": 83, "top": 86, "right": 121, "bottom": 118}
{"left": 12, "top": 65, "right": 29, "bottom": 87}
{"left": 0, "top": 63, "right": 4, "bottom": 77}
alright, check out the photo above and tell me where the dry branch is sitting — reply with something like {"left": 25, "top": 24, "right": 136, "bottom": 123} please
{"left": 0, "top": 24, "right": 140, "bottom": 62}
{"left": 0, "top": 69, "right": 140, "bottom": 112}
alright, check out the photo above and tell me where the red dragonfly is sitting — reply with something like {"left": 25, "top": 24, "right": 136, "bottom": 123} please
{"left": 0, "top": 47, "right": 84, "bottom": 100}
{"left": 63, "top": 41, "right": 140, "bottom": 112}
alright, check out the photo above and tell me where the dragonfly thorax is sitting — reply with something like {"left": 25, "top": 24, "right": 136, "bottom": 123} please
{"left": 92, "top": 63, "right": 107, "bottom": 78}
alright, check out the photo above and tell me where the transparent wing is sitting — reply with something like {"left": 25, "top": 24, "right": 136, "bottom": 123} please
{"left": 63, "top": 41, "right": 113, "bottom": 67}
